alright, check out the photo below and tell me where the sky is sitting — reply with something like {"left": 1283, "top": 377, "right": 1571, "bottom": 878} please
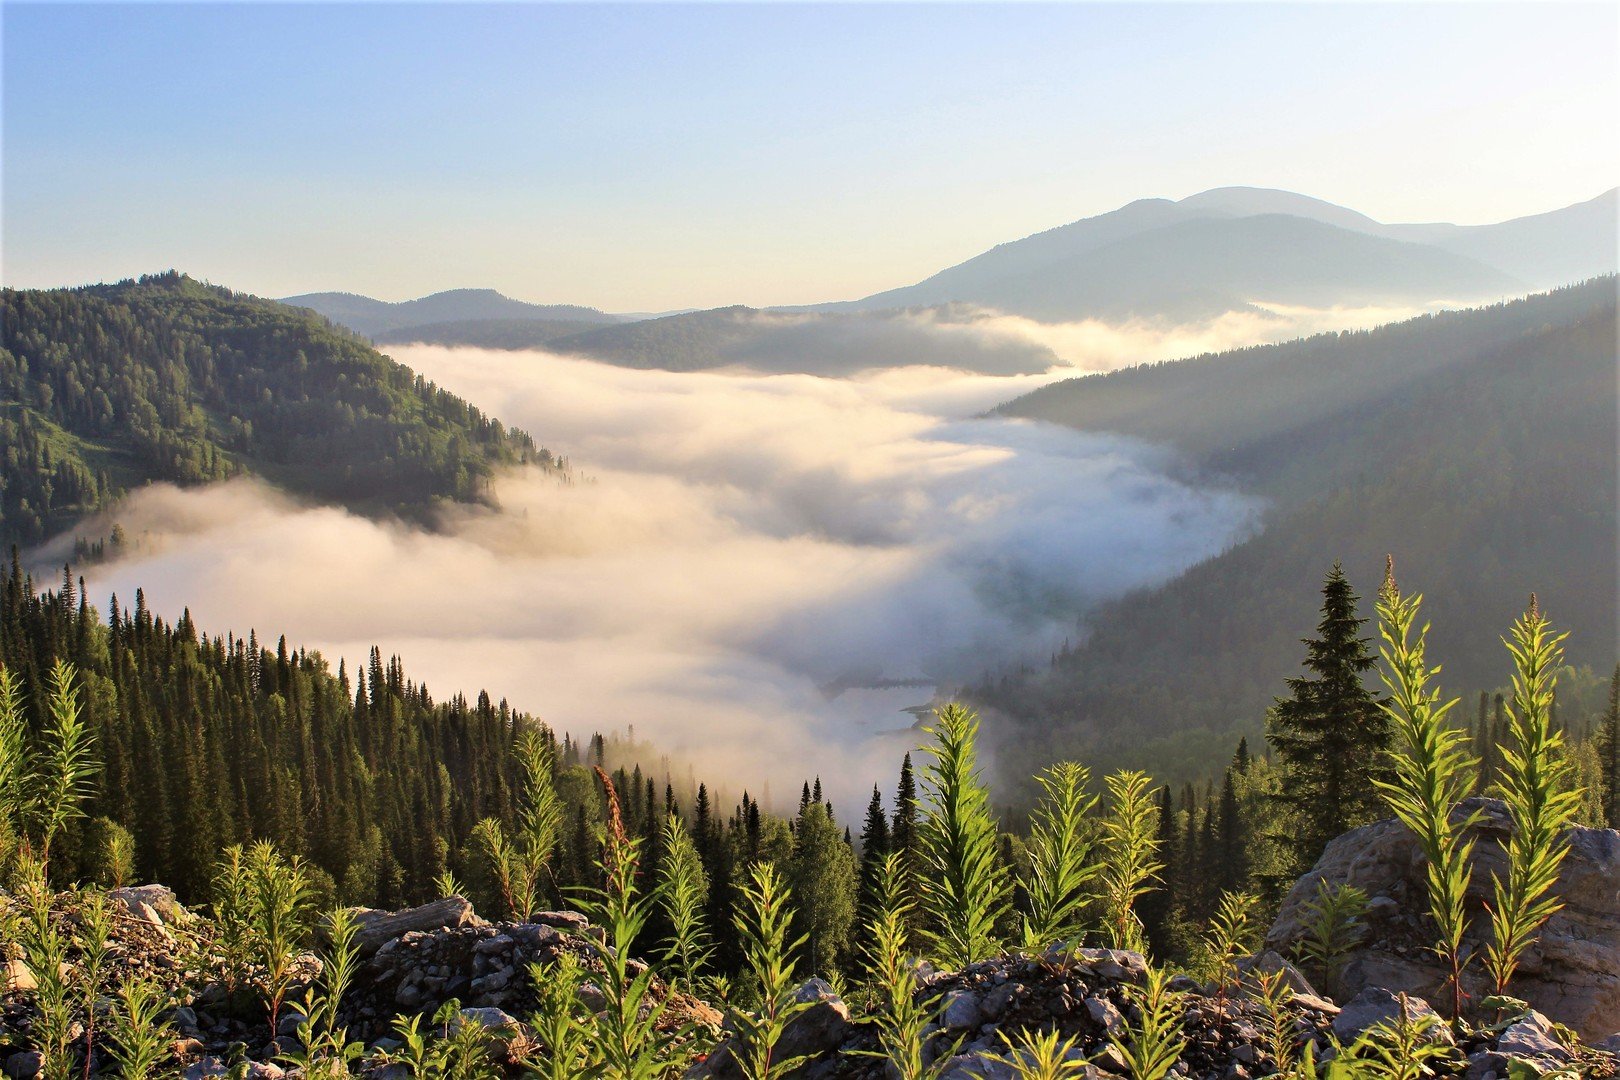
{"left": 3, "top": 2, "right": 1617, "bottom": 312}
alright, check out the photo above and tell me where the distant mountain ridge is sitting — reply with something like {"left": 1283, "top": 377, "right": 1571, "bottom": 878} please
{"left": 282, "top": 287, "right": 625, "bottom": 338}
{"left": 811, "top": 186, "right": 1616, "bottom": 323}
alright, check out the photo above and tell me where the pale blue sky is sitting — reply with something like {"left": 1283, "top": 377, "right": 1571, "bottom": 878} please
{"left": 3, "top": 2, "right": 1616, "bottom": 310}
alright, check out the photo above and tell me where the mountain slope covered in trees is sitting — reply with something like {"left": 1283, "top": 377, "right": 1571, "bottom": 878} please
{"left": 280, "top": 287, "right": 623, "bottom": 338}
{"left": 979, "top": 279, "right": 1618, "bottom": 781}
{"left": 0, "top": 273, "right": 563, "bottom": 548}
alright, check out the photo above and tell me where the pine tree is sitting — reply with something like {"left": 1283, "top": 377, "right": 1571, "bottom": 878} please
{"left": 891, "top": 753, "right": 917, "bottom": 871}
{"left": 1266, "top": 563, "right": 1391, "bottom": 875}
{"left": 1596, "top": 664, "right": 1620, "bottom": 828}
{"left": 857, "top": 785, "right": 891, "bottom": 918}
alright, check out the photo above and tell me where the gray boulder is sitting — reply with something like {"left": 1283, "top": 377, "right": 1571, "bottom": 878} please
{"left": 1331, "top": 987, "right": 1451, "bottom": 1046}
{"left": 1267, "top": 798, "right": 1620, "bottom": 1040}
{"left": 350, "top": 896, "right": 486, "bottom": 957}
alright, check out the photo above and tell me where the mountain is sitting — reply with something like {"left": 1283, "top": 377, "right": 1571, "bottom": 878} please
{"left": 547, "top": 303, "right": 1059, "bottom": 375}
{"left": 824, "top": 188, "right": 1614, "bottom": 323}
{"left": 280, "top": 287, "right": 624, "bottom": 338}
{"left": 978, "top": 278, "right": 1618, "bottom": 782}
{"left": 372, "top": 316, "right": 614, "bottom": 350}
{"left": 0, "top": 272, "right": 562, "bottom": 549}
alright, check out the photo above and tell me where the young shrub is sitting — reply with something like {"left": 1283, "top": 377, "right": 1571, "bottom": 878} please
{"left": 851, "top": 853, "right": 952, "bottom": 1080}
{"left": 1250, "top": 967, "right": 1302, "bottom": 1074}
{"left": 917, "top": 702, "right": 1010, "bottom": 969}
{"left": 1106, "top": 962, "right": 1186, "bottom": 1080}
{"left": 211, "top": 845, "right": 256, "bottom": 999}
{"left": 88, "top": 817, "right": 137, "bottom": 889}
{"left": 15, "top": 858, "right": 76, "bottom": 1080}
{"left": 29, "top": 660, "right": 99, "bottom": 871}
{"left": 105, "top": 976, "right": 175, "bottom": 1079}
{"left": 382, "top": 1000, "right": 500, "bottom": 1080}
{"left": 573, "top": 772, "right": 676, "bottom": 1080}
{"left": 282, "top": 907, "right": 365, "bottom": 1077}
{"left": 1020, "top": 761, "right": 1101, "bottom": 950}
{"left": 434, "top": 869, "right": 468, "bottom": 901}
{"left": 1484, "top": 597, "right": 1583, "bottom": 997}
{"left": 657, "top": 812, "right": 712, "bottom": 989}
{"left": 472, "top": 727, "right": 562, "bottom": 920}
{"left": 523, "top": 952, "right": 595, "bottom": 1080}
{"left": 729, "top": 861, "right": 814, "bottom": 1080}
{"left": 986, "top": 1027, "right": 1091, "bottom": 1079}
{"left": 242, "top": 840, "right": 318, "bottom": 1039}
{"left": 1338, "top": 993, "right": 1462, "bottom": 1080}
{"left": 76, "top": 889, "right": 115, "bottom": 1073}
{"left": 1192, "top": 890, "right": 1257, "bottom": 1004}
{"left": 1373, "top": 561, "right": 1479, "bottom": 1020}
{"left": 1098, "top": 770, "right": 1162, "bottom": 954}
{"left": 1291, "top": 880, "right": 1368, "bottom": 999}
{"left": 0, "top": 666, "right": 25, "bottom": 876}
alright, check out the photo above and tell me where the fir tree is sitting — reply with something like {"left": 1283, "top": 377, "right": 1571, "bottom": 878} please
{"left": 1266, "top": 563, "right": 1391, "bottom": 875}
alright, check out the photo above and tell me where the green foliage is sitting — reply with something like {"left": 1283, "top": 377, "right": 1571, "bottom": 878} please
{"left": 212, "top": 841, "right": 318, "bottom": 1037}
{"left": 282, "top": 907, "right": 366, "bottom": 1077}
{"left": 986, "top": 1026, "right": 1091, "bottom": 1079}
{"left": 523, "top": 952, "right": 597, "bottom": 1080}
{"left": 1099, "top": 769, "right": 1162, "bottom": 954}
{"left": 658, "top": 812, "right": 712, "bottom": 988}
{"left": 730, "top": 861, "right": 813, "bottom": 1080}
{"left": 917, "top": 703, "right": 1010, "bottom": 969}
{"left": 852, "top": 853, "right": 951, "bottom": 1080}
{"left": 1019, "top": 760, "right": 1102, "bottom": 949}
{"left": 382, "top": 1001, "right": 500, "bottom": 1080}
{"left": 1, "top": 274, "right": 560, "bottom": 548}
{"left": 1191, "top": 890, "right": 1256, "bottom": 993}
{"left": 786, "top": 801, "right": 858, "bottom": 977}
{"left": 1334, "top": 995, "right": 1461, "bottom": 1080}
{"left": 1373, "top": 565, "right": 1479, "bottom": 1019}
{"left": 14, "top": 858, "right": 76, "bottom": 1080}
{"left": 1485, "top": 599, "right": 1581, "bottom": 995}
{"left": 1107, "top": 962, "right": 1186, "bottom": 1080}
{"left": 1265, "top": 565, "right": 1390, "bottom": 875}
{"left": 474, "top": 727, "right": 562, "bottom": 920}
{"left": 0, "top": 660, "right": 97, "bottom": 875}
{"left": 1291, "top": 881, "right": 1368, "bottom": 998}
{"left": 105, "top": 976, "right": 175, "bottom": 1079}
{"left": 88, "top": 816, "right": 137, "bottom": 889}
{"left": 0, "top": 667, "right": 24, "bottom": 870}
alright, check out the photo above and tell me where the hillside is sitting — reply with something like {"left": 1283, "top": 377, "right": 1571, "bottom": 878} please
{"left": 548, "top": 303, "right": 1059, "bottom": 375}
{"left": 372, "top": 316, "right": 612, "bottom": 349}
{"left": 978, "top": 279, "right": 1619, "bottom": 780}
{"left": 824, "top": 187, "right": 1614, "bottom": 323}
{"left": 281, "top": 288, "right": 623, "bottom": 338}
{"left": 0, "top": 272, "right": 562, "bottom": 549}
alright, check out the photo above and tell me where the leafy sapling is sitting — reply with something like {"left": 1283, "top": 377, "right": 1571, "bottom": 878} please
{"left": 104, "top": 977, "right": 175, "bottom": 1080}
{"left": 730, "top": 861, "right": 814, "bottom": 1080}
{"left": 1106, "top": 962, "right": 1186, "bottom": 1080}
{"left": 657, "top": 812, "right": 712, "bottom": 989}
{"left": 1292, "top": 880, "right": 1369, "bottom": 999}
{"left": 1020, "top": 760, "right": 1101, "bottom": 950}
{"left": 1099, "top": 769, "right": 1162, "bottom": 954}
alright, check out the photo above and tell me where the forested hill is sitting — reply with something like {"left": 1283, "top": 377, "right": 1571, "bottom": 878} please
{"left": 979, "top": 278, "right": 1618, "bottom": 782}
{"left": 0, "top": 272, "right": 563, "bottom": 549}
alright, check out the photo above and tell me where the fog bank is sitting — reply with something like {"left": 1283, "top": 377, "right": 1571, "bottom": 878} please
{"left": 75, "top": 350, "right": 1262, "bottom": 807}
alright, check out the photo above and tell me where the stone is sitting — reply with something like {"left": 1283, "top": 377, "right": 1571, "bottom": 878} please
{"left": 941, "top": 989, "right": 982, "bottom": 1030}
{"left": 688, "top": 977, "right": 850, "bottom": 1078}
{"left": 1267, "top": 798, "right": 1620, "bottom": 1040}
{"left": 1496, "top": 1010, "right": 1572, "bottom": 1062}
{"left": 244, "top": 1065, "right": 286, "bottom": 1080}
{"left": 181, "top": 1058, "right": 227, "bottom": 1080}
{"left": 350, "top": 897, "right": 486, "bottom": 957}
{"left": 3, "top": 1051, "right": 42, "bottom": 1080}
{"left": 458, "top": 1006, "right": 520, "bottom": 1032}
{"left": 1331, "top": 987, "right": 1451, "bottom": 1046}
{"left": 172, "top": 1005, "right": 199, "bottom": 1030}
{"left": 936, "top": 1051, "right": 1016, "bottom": 1080}
{"left": 108, "top": 884, "right": 191, "bottom": 926}
{"left": 2, "top": 958, "right": 36, "bottom": 993}
{"left": 528, "top": 911, "right": 590, "bottom": 932}
{"left": 980, "top": 980, "right": 1023, "bottom": 1020}
{"left": 1084, "top": 995, "right": 1124, "bottom": 1035}
{"left": 1238, "top": 951, "right": 1317, "bottom": 997}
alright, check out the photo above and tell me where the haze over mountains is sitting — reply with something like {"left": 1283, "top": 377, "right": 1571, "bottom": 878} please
{"left": 285, "top": 186, "right": 1617, "bottom": 377}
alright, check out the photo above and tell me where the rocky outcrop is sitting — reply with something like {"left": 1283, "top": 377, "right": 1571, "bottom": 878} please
{"left": 1265, "top": 798, "right": 1620, "bottom": 1041}
{"left": 348, "top": 895, "right": 486, "bottom": 957}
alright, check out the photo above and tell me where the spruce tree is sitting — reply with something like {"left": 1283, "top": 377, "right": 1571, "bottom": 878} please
{"left": 1596, "top": 664, "right": 1620, "bottom": 828}
{"left": 891, "top": 753, "right": 917, "bottom": 870}
{"left": 856, "top": 785, "right": 891, "bottom": 918}
{"left": 1266, "top": 563, "right": 1390, "bottom": 875}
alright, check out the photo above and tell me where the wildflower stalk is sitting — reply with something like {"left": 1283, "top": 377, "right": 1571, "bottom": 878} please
{"left": 1020, "top": 761, "right": 1101, "bottom": 950}
{"left": 1099, "top": 769, "right": 1161, "bottom": 954}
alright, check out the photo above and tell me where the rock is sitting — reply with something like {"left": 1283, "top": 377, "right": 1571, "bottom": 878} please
{"left": 109, "top": 884, "right": 191, "bottom": 926}
{"left": 936, "top": 1051, "right": 1016, "bottom": 1080}
{"left": 1084, "top": 995, "right": 1124, "bottom": 1035}
{"left": 350, "top": 896, "right": 486, "bottom": 957}
{"left": 181, "top": 1058, "right": 227, "bottom": 1080}
{"left": 458, "top": 1006, "right": 520, "bottom": 1032}
{"left": 1238, "top": 951, "right": 1317, "bottom": 997}
{"left": 2, "top": 958, "right": 36, "bottom": 993}
{"left": 941, "top": 989, "right": 982, "bottom": 1030}
{"left": 1331, "top": 987, "right": 1451, "bottom": 1046}
{"left": 980, "top": 981, "right": 1024, "bottom": 1021}
{"left": 245, "top": 1065, "right": 286, "bottom": 1080}
{"left": 1600, "top": 1031, "right": 1620, "bottom": 1052}
{"left": 3, "top": 1051, "right": 42, "bottom": 1080}
{"left": 172, "top": 1005, "right": 199, "bottom": 1030}
{"left": 528, "top": 911, "right": 590, "bottom": 932}
{"left": 277, "top": 1010, "right": 307, "bottom": 1037}
{"left": 689, "top": 977, "right": 850, "bottom": 1078}
{"left": 1496, "top": 1010, "right": 1572, "bottom": 1063}
{"left": 1267, "top": 798, "right": 1620, "bottom": 1040}
{"left": 171, "top": 1038, "right": 205, "bottom": 1058}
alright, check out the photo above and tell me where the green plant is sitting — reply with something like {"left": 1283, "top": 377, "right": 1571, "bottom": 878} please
{"left": 16, "top": 857, "right": 76, "bottom": 1080}
{"left": 1193, "top": 890, "right": 1256, "bottom": 1003}
{"left": 851, "top": 853, "right": 952, "bottom": 1080}
{"left": 0, "top": 661, "right": 98, "bottom": 875}
{"left": 382, "top": 1000, "right": 500, "bottom": 1080}
{"left": 1098, "top": 769, "right": 1162, "bottom": 954}
{"left": 987, "top": 1027, "right": 1091, "bottom": 1079}
{"left": 1337, "top": 994, "right": 1461, "bottom": 1079}
{"left": 524, "top": 952, "right": 597, "bottom": 1080}
{"left": 1373, "top": 561, "right": 1479, "bottom": 1019}
{"left": 472, "top": 727, "right": 562, "bottom": 920}
{"left": 1484, "top": 598, "right": 1582, "bottom": 996}
{"left": 104, "top": 977, "right": 175, "bottom": 1079}
{"left": 90, "top": 817, "right": 137, "bottom": 890}
{"left": 212, "top": 841, "right": 317, "bottom": 1038}
{"left": 282, "top": 907, "right": 365, "bottom": 1077}
{"left": 730, "top": 861, "right": 814, "bottom": 1080}
{"left": 1020, "top": 761, "right": 1101, "bottom": 950}
{"left": 1251, "top": 967, "right": 1302, "bottom": 1073}
{"left": 573, "top": 777, "right": 676, "bottom": 1080}
{"left": 211, "top": 845, "right": 256, "bottom": 998}
{"left": 0, "top": 666, "right": 25, "bottom": 876}
{"left": 434, "top": 869, "right": 468, "bottom": 900}
{"left": 1106, "top": 962, "right": 1186, "bottom": 1080}
{"left": 657, "top": 812, "right": 712, "bottom": 988}
{"left": 1292, "top": 880, "right": 1369, "bottom": 997}
{"left": 76, "top": 889, "right": 114, "bottom": 1079}
{"left": 917, "top": 702, "right": 1010, "bottom": 968}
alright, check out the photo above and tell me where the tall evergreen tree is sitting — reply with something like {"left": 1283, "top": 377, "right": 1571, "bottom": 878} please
{"left": 1596, "top": 664, "right": 1620, "bottom": 828}
{"left": 1265, "top": 563, "right": 1390, "bottom": 875}
{"left": 891, "top": 752, "right": 917, "bottom": 870}
{"left": 856, "top": 785, "right": 891, "bottom": 918}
